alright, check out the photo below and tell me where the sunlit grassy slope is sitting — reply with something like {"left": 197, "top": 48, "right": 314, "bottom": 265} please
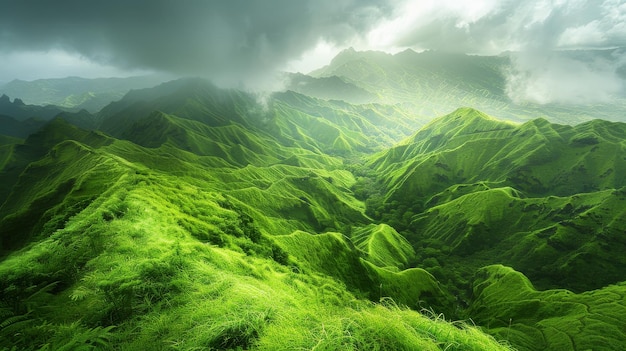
{"left": 1, "top": 78, "right": 625, "bottom": 350}
{"left": 0, "top": 79, "right": 516, "bottom": 350}
{"left": 373, "top": 107, "right": 626, "bottom": 205}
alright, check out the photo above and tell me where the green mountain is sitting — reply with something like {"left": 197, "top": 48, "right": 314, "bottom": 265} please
{"left": 365, "top": 107, "right": 626, "bottom": 350}
{"left": 0, "top": 115, "right": 45, "bottom": 138}
{"left": 0, "top": 94, "right": 66, "bottom": 121}
{"left": 0, "top": 78, "right": 624, "bottom": 350}
{"left": 0, "top": 79, "right": 513, "bottom": 350}
{"left": 285, "top": 72, "right": 377, "bottom": 104}
{"left": 309, "top": 48, "right": 626, "bottom": 125}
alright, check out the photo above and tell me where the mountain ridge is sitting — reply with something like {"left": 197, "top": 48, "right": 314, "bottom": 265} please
{"left": 0, "top": 77, "right": 624, "bottom": 350}
{"left": 306, "top": 48, "right": 626, "bottom": 125}
{"left": 0, "top": 75, "right": 168, "bottom": 112}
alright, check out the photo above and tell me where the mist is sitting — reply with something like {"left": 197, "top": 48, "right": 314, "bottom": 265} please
{"left": 376, "top": 0, "right": 626, "bottom": 105}
{"left": 1, "top": 0, "right": 626, "bottom": 101}
{"left": 505, "top": 50, "right": 626, "bottom": 105}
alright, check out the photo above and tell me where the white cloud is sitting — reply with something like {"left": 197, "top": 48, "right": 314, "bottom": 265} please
{"left": 365, "top": 0, "right": 500, "bottom": 52}
{"left": 1, "top": 0, "right": 625, "bottom": 103}
{"left": 505, "top": 51, "right": 624, "bottom": 105}
{"left": 558, "top": 21, "right": 605, "bottom": 47}
{"left": 285, "top": 40, "right": 343, "bottom": 74}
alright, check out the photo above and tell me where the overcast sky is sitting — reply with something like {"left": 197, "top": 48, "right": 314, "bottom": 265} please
{"left": 1, "top": 0, "right": 625, "bottom": 102}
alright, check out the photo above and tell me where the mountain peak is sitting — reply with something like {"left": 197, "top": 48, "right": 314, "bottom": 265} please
{"left": 326, "top": 47, "right": 360, "bottom": 68}
{"left": 408, "top": 107, "right": 515, "bottom": 145}
{"left": 340, "top": 46, "right": 357, "bottom": 55}
{"left": 429, "top": 107, "right": 506, "bottom": 127}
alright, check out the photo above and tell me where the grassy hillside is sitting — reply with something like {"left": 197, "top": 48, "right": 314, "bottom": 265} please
{"left": 360, "top": 107, "right": 626, "bottom": 349}
{"left": 469, "top": 265, "right": 626, "bottom": 351}
{"left": 0, "top": 108, "right": 510, "bottom": 349}
{"left": 1, "top": 78, "right": 624, "bottom": 350}
{"left": 372, "top": 108, "right": 626, "bottom": 207}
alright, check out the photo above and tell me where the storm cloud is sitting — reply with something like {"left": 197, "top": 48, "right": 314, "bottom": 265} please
{"left": 1, "top": 0, "right": 625, "bottom": 103}
{"left": 0, "top": 0, "right": 391, "bottom": 86}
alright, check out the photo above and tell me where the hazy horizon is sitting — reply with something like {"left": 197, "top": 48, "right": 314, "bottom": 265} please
{"left": 2, "top": 0, "right": 626, "bottom": 103}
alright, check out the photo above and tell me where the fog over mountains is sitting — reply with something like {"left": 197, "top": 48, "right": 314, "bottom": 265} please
{"left": 2, "top": 1, "right": 626, "bottom": 92}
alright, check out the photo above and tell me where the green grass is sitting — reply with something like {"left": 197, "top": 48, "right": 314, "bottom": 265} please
{"left": 372, "top": 108, "right": 626, "bottom": 206}
{"left": 2, "top": 78, "right": 626, "bottom": 350}
{"left": 352, "top": 224, "right": 416, "bottom": 269}
{"left": 364, "top": 109, "right": 626, "bottom": 296}
{"left": 469, "top": 265, "right": 626, "bottom": 351}
{"left": 0, "top": 160, "right": 510, "bottom": 350}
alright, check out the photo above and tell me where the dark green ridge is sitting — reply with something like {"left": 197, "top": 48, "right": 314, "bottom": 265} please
{"left": 0, "top": 94, "right": 67, "bottom": 121}
{"left": 0, "top": 115, "right": 46, "bottom": 138}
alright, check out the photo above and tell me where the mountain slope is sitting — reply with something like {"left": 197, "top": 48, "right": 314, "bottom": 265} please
{"left": 367, "top": 109, "right": 626, "bottom": 291}
{"left": 311, "top": 48, "right": 626, "bottom": 124}
{"left": 1, "top": 78, "right": 625, "bottom": 350}
{"left": 0, "top": 115, "right": 45, "bottom": 138}
{"left": 285, "top": 72, "right": 376, "bottom": 104}
{"left": 373, "top": 108, "right": 626, "bottom": 207}
{"left": 357, "top": 107, "right": 626, "bottom": 349}
{"left": 0, "top": 93, "right": 510, "bottom": 349}
{"left": 0, "top": 94, "right": 66, "bottom": 121}
{"left": 469, "top": 265, "right": 626, "bottom": 351}
{"left": 98, "top": 79, "right": 419, "bottom": 156}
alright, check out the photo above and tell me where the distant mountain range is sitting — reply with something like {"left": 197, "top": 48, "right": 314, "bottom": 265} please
{"left": 0, "top": 53, "right": 625, "bottom": 350}
{"left": 0, "top": 75, "right": 168, "bottom": 112}
{"left": 290, "top": 47, "right": 626, "bottom": 125}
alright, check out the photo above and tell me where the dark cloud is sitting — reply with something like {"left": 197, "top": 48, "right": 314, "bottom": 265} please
{"left": 2, "top": 0, "right": 625, "bottom": 103}
{"left": 0, "top": 0, "right": 392, "bottom": 85}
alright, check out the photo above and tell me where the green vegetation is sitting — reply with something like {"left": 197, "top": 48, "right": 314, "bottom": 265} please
{"left": 1, "top": 78, "right": 624, "bottom": 350}
{"left": 469, "top": 265, "right": 626, "bottom": 351}
{"left": 0, "top": 136, "right": 508, "bottom": 350}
